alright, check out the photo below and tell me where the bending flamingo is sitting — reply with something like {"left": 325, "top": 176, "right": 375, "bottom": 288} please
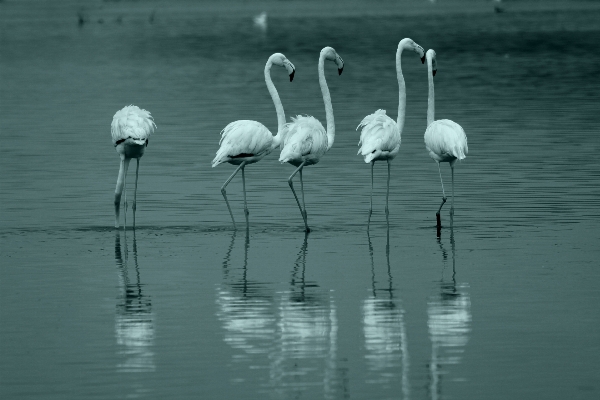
{"left": 212, "top": 53, "right": 295, "bottom": 229}
{"left": 111, "top": 105, "right": 156, "bottom": 228}
{"left": 423, "top": 49, "right": 468, "bottom": 228}
{"left": 357, "top": 38, "right": 425, "bottom": 228}
{"left": 279, "top": 46, "right": 344, "bottom": 233}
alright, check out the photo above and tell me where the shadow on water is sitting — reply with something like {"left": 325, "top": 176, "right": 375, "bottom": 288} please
{"left": 427, "top": 221, "right": 472, "bottom": 399}
{"left": 363, "top": 217, "right": 410, "bottom": 398}
{"left": 114, "top": 230, "right": 156, "bottom": 378}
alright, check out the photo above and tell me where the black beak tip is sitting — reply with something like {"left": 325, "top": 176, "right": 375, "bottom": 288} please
{"left": 421, "top": 55, "right": 426, "bottom": 64}
{"left": 338, "top": 67, "right": 343, "bottom": 76}
{"left": 432, "top": 70, "right": 437, "bottom": 77}
{"left": 289, "top": 70, "right": 295, "bottom": 82}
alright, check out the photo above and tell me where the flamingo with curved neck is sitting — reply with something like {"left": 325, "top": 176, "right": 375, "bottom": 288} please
{"left": 357, "top": 38, "right": 425, "bottom": 228}
{"left": 279, "top": 46, "right": 344, "bottom": 233}
{"left": 423, "top": 49, "right": 468, "bottom": 229}
{"left": 212, "top": 53, "right": 295, "bottom": 229}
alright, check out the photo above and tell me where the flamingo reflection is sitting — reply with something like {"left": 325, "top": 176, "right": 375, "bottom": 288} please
{"left": 114, "top": 230, "right": 155, "bottom": 373}
{"left": 427, "top": 222, "right": 471, "bottom": 399}
{"left": 271, "top": 233, "right": 339, "bottom": 398}
{"left": 362, "top": 219, "right": 410, "bottom": 398}
{"left": 215, "top": 226, "right": 276, "bottom": 361}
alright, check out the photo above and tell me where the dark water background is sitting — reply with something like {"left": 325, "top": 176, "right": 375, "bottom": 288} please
{"left": 1, "top": 1, "right": 599, "bottom": 399}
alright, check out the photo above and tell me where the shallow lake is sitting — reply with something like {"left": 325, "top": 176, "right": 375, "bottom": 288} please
{"left": 1, "top": 1, "right": 599, "bottom": 399}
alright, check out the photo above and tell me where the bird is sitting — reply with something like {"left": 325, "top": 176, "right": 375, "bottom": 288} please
{"left": 212, "top": 53, "right": 295, "bottom": 229}
{"left": 357, "top": 38, "right": 425, "bottom": 228}
{"left": 111, "top": 105, "right": 156, "bottom": 229}
{"left": 279, "top": 46, "right": 344, "bottom": 233}
{"left": 423, "top": 49, "right": 468, "bottom": 228}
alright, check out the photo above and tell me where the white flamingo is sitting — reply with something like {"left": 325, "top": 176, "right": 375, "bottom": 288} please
{"left": 279, "top": 46, "right": 344, "bottom": 233}
{"left": 423, "top": 49, "right": 468, "bottom": 228}
{"left": 212, "top": 53, "right": 295, "bottom": 229}
{"left": 111, "top": 105, "right": 156, "bottom": 228}
{"left": 357, "top": 38, "right": 425, "bottom": 227}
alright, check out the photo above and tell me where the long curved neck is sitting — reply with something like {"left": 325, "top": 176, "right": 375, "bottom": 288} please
{"left": 265, "top": 60, "right": 286, "bottom": 146}
{"left": 318, "top": 54, "right": 335, "bottom": 150}
{"left": 396, "top": 44, "right": 407, "bottom": 135}
{"left": 427, "top": 58, "right": 435, "bottom": 128}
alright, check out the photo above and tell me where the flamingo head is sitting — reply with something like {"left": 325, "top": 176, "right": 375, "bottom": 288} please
{"left": 270, "top": 53, "right": 296, "bottom": 82}
{"left": 321, "top": 46, "right": 344, "bottom": 75}
{"left": 426, "top": 49, "right": 437, "bottom": 77}
{"left": 400, "top": 38, "right": 426, "bottom": 64}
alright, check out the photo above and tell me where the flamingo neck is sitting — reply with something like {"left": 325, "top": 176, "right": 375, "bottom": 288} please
{"left": 318, "top": 54, "right": 335, "bottom": 150}
{"left": 265, "top": 60, "right": 285, "bottom": 148}
{"left": 427, "top": 57, "right": 435, "bottom": 128}
{"left": 396, "top": 43, "right": 407, "bottom": 135}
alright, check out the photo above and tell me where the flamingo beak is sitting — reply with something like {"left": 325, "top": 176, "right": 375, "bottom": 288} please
{"left": 432, "top": 69, "right": 437, "bottom": 77}
{"left": 289, "top": 69, "right": 295, "bottom": 82}
{"left": 338, "top": 67, "right": 343, "bottom": 76}
{"left": 421, "top": 55, "right": 426, "bottom": 64}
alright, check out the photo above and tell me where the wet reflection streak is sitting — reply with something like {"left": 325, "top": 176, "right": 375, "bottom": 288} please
{"left": 114, "top": 231, "right": 155, "bottom": 373}
{"left": 363, "top": 220, "right": 410, "bottom": 398}
{"left": 427, "top": 225, "right": 471, "bottom": 399}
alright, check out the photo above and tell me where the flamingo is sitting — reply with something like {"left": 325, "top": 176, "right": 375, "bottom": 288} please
{"left": 357, "top": 38, "right": 425, "bottom": 228}
{"left": 279, "top": 46, "right": 344, "bottom": 233}
{"left": 111, "top": 105, "right": 156, "bottom": 228}
{"left": 212, "top": 53, "right": 295, "bottom": 229}
{"left": 423, "top": 49, "right": 468, "bottom": 228}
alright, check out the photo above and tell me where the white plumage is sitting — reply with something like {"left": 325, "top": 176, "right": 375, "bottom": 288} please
{"left": 111, "top": 105, "right": 156, "bottom": 229}
{"left": 213, "top": 53, "right": 295, "bottom": 229}
{"left": 423, "top": 49, "right": 468, "bottom": 227}
{"left": 212, "top": 120, "right": 275, "bottom": 168}
{"left": 357, "top": 109, "right": 400, "bottom": 164}
{"left": 357, "top": 38, "right": 425, "bottom": 226}
{"left": 279, "top": 115, "right": 328, "bottom": 166}
{"left": 111, "top": 105, "right": 155, "bottom": 147}
{"left": 279, "top": 47, "right": 344, "bottom": 233}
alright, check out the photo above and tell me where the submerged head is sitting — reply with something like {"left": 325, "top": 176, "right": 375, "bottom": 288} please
{"left": 426, "top": 49, "right": 437, "bottom": 77}
{"left": 269, "top": 53, "right": 296, "bottom": 81}
{"left": 399, "top": 38, "right": 426, "bottom": 63}
{"left": 321, "top": 46, "right": 344, "bottom": 75}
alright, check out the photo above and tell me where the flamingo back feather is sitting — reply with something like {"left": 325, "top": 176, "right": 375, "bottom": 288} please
{"left": 424, "top": 119, "right": 468, "bottom": 162}
{"left": 212, "top": 120, "right": 274, "bottom": 167}
{"left": 278, "top": 115, "right": 328, "bottom": 163}
{"left": 356, "top": 109, "right": 401, "bottom": 163}
{"left": 111, "top": 105, "right": 156, "bottom": 146}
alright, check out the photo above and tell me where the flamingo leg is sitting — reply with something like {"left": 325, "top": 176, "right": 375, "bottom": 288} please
{"left": 450, "top": 163, "right": 455, "bottom": 217}
{"left": 368, "top": 161, "right": 374, "bottom": 229}
{"left": 241, "top": 164, "right": 250, "bottom": 226}
{"left": 385, "top": 159, "right": 391, "bottom": 216}
{"left": 436, "top": 162, "right": 447, "bottom": 228}
{"left": 299, "top": 167, "right": 307, "bottom": 222}
{"left": 221, "top": 161, "right": 247, "bottom": 230}
{"left": 114, "top": 158, "right": 131, "bottom": 228}
{"left": 288, "top": 161, "right": 309, "bottom": 232}
{"left": 133, "top": 158, "right": 140, "bottom": 228}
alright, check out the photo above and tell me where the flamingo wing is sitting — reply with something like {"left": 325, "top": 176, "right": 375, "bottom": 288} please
{"left": 212, "top": 120, "right": 273, "bottom": 167}
{"left": 279, "top": 115, "right": 328, "bottom": 163}
{"left": 356, "top": 109, "right": 400, "bottom": 163}
{"left": 111, "top": 105, "right": 156, "bottom": 146}
{"left": 424, "top": 119, "right": 468, "bottom": 161}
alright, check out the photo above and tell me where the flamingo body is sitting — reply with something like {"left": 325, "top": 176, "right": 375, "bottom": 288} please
{"left": 212, "top": 120, "right": 275, "bottom": 167}
{"left": 357, "top": 109, "right": 400, "bottom": 164}
{"left": 424, "top": 119, "right": 468, "bottom": 164}
{"left": 279, "top": 115, "right": 328, "bottom": 167}
{"left": 111, "top": 105, "right": 156, "bottom": 228}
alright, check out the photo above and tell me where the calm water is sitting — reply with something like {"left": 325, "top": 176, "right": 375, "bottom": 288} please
{"left": 1, "top": 1, "right": 600, "bottom": 399}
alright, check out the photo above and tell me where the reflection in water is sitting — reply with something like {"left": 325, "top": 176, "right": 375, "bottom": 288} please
{"left": 216, "top": 231, "right": 340, "bottom": 398}
{"left": 271, "top": 233, "right": 339, "bottom": 398}
{"left": 114, "top": 231, "right": 156, "bottom": 373}
{"left": 363, "top": 220, "right": 410, "bottom": 398}
{"left": 427, "top": 224, "right": 471, "bottom": 399}
{"left": 216, "top": 226, "right": 276, "bottom": 361}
